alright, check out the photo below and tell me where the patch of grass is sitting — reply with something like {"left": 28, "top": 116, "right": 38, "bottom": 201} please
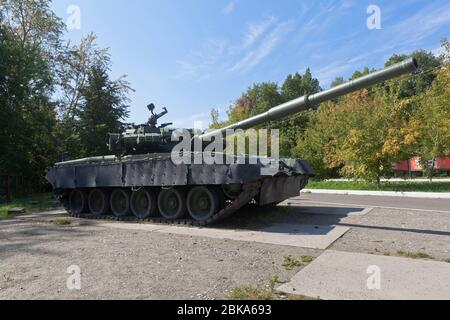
{"left": 286, "top": 293, "right": 319, "bottom": 300}
{"left": 397, "top": 250, "right": 435, "bottom": 260}
{"left": 228, "top": 276, "right": 319, "bottom": 300}
{"left": 444, "top": 259, "right": 450, "bottom": 263}
{"left": 267, "top": 275, "right": 279, "bottom": 291}
{"left": 282, "top": 255, "right": 313, "bottom": 270}
{"left": 227, "top": 285, "right": 318, "bottom": 300}
{"left": 53, "top": 218, "right": 72, "bottom": 226}
{"left": 227, "top": 285, "right": 273, "bottom": 300}
{"left": 307, "top": 180, "right": 450, "bottom": 193}
{"left": 0, "top": 193, "right": 57, "bottom": 220}
{"left": 282, "top": 256, "right": 302, "bottom": 270}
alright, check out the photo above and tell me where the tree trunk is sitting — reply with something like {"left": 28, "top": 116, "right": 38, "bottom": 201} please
{"left": 6, "top": 175, "right": 11, "bottom": 204}
{"left": 376, "top": 176, "right": 381, "bottom": 190}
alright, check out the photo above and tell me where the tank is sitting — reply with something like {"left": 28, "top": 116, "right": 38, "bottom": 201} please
{"left": 46, "top": 58, "right": 418, "bottom": 225}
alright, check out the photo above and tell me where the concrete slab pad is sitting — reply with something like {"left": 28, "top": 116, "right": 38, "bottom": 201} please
{"left": 97, "top": 222, "right": 169, "bottom": 232}
{"left": 157, "top": 224, "right": 350, "bottom": 249}
{"left": 277, "top": 250, "right": 450, "bottom": 300}
{"left": 97, "top": 222, "right": 349, "bottom": 249}
{"left": 8, "top": 207, "right": 26, "bottom": 214}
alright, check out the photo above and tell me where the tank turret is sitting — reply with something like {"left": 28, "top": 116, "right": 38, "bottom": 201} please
{"left": 108, "top": 104, "right": 191, "bottom": 154}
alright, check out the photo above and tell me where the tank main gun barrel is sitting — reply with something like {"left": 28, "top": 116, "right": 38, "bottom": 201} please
{"left": 199, "top": 57, "right": 418, "bottom": 141}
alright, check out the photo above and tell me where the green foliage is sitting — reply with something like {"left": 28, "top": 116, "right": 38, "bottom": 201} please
{"left": 0, "top": 0, "right": 132, "bottom": 199}
{"left": 216, "top": 69, "right": 321, "bottom": 156}
{"left": 210, "top": 108, "right": 221, "bottom": 129}
{"left": 77, "top": 65, "right": 131, "bottom": 157}
{"left": 0, "top": 192, "right": 55, "bottom": 219}
{"left": 214, "top": 40, "right": 448, "bottom": 183}
{"left": 384, "top": 50, "right": 441, "bottom": 99}
{"left": 330, "top": 76, "right": 345, "bottom": 88}
{"left": 414, "top": 65, "right": 450, "bottom": 179}
{"left": 0, "top": 22, "right": 57, "bottom": 181}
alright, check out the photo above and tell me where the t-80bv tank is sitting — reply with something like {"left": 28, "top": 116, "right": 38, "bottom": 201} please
{"left": 46, "top": 58, "right": 418, "bottom": 225}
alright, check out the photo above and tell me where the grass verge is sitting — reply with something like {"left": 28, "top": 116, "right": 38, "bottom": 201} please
{"left": 227, "top": 273, "right": 320, "bottom": 300}
{"left": 0, "top": 193, "right": 57, "bottom": 220}
{"left": 396, "top": 250, "right": 435, "bottom": 260}
{"left": 307, "top": 180, "right": 450, "bottom": 193}
{"left": 227, "top": 282, "right": 318, "bottom": 301}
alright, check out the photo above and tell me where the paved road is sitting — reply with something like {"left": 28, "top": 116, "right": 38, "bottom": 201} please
{"left": 293, "top": 193, "right": 450, "bottom": 213}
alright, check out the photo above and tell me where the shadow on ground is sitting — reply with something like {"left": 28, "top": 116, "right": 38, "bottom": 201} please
{"left": 0, "top": 219, "right": 92, "bottom": 259}
{"left": 216, "top": 204, "right": 450, "bottom": 238}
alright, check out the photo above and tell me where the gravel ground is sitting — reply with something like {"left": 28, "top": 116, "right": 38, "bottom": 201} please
{"left": 0, "top": 218, "right": 319, "bottom": 300}
{"left": 1, "top": 196, "right": 449, "bottom": 300}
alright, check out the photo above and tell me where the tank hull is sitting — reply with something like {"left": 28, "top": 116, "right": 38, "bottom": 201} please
{"left": 46, "top": 153, "right": 313, "bottom": 224}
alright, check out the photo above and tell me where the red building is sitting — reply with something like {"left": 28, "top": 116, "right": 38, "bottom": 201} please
{"left": 393, "top": 156, "right": 450, "bottom": 175}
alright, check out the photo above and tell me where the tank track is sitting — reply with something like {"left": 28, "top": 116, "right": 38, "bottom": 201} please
{"left": 64, "top": 182, "right": 260, "bottom": 227}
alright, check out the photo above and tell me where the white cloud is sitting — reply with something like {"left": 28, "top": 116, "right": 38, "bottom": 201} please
{"left": 230, "top": 20, "right": 293, "bottom": 73}
{"left": 380, "top": 2, "right": 450, "bottom": 52}
{"left": 173, "top": 39, "right": 227, "bottom": 80}
{"left": 241, "top": 16, "right": 276, "bottom": 49}
{"left": 315, "top": 61, "right": 356, "bottom": 86}
{"left": 223, "top": 2, "right": 234, "bottom": 15}
{"left": 174, "top": 16, "right": 293, "bottom": 80}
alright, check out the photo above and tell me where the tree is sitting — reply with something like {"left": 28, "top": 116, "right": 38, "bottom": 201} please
{"left": 407, "top": 42, "right": 450, "bottom": 180}
{"left": 330, "top": 76, "right": 345, "bottom": 88}
{"left": 278, "top": 69, "right": 321, "bottom": 156}
{"left": 384, "top": 50, "right": 441, "bottom": 99}
{"left": 77, "top": 64, "right": 131, "bottom": 157}
{"left": 281, "top": 68, "right": 320, "bottom": 100}
{"left": 209, "top": 108, "right": 221, "bottom": 129}
{"left": 0, "top": 23, "right": 57, "bottom": 199}
{"left": 325, "top": 90, "right": 407, "bottom": 188}
{"left": 224, "top": 82, "right": 283, "bottom": 126}
{"left": 56, "top": 33, "right": 111, "bottom": 159}
{"left": 292, "top": 104, "right": 340, "bottom": 179}
{"left": 57, "top": 33, "right": 110, "bottom": 120}
{"left": 1, "top": 0, "right": 63, "bottom": 54}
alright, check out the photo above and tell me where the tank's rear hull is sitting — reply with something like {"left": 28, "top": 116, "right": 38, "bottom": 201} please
{"left": 46, "top": 153, "right": 314, "bottom": 225}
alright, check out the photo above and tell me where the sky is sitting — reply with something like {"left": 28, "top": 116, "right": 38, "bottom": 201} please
{"left": 50, "top": 0, "right": 450, "bottom": 128}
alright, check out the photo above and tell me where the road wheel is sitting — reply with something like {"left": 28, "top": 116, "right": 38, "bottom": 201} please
{"left": 158, "top": 188, "right": 186, "bottom": 220}
{"left": 130, "top": 188, "right": 157, "bottom": 219}
{"left": 187, "top": 187, "right": 219, "bottom": 222}
{"left": 69, "top": 189, "right": 87, "bottom": 214}
{"left": 110, "top": 189, "right": 131, "bottom": 218}
{"left": 222, "top": 184, "right": 243, "bottom": 199}
{"left": 88, "top": 189, "right": 110, "bottom": 215}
